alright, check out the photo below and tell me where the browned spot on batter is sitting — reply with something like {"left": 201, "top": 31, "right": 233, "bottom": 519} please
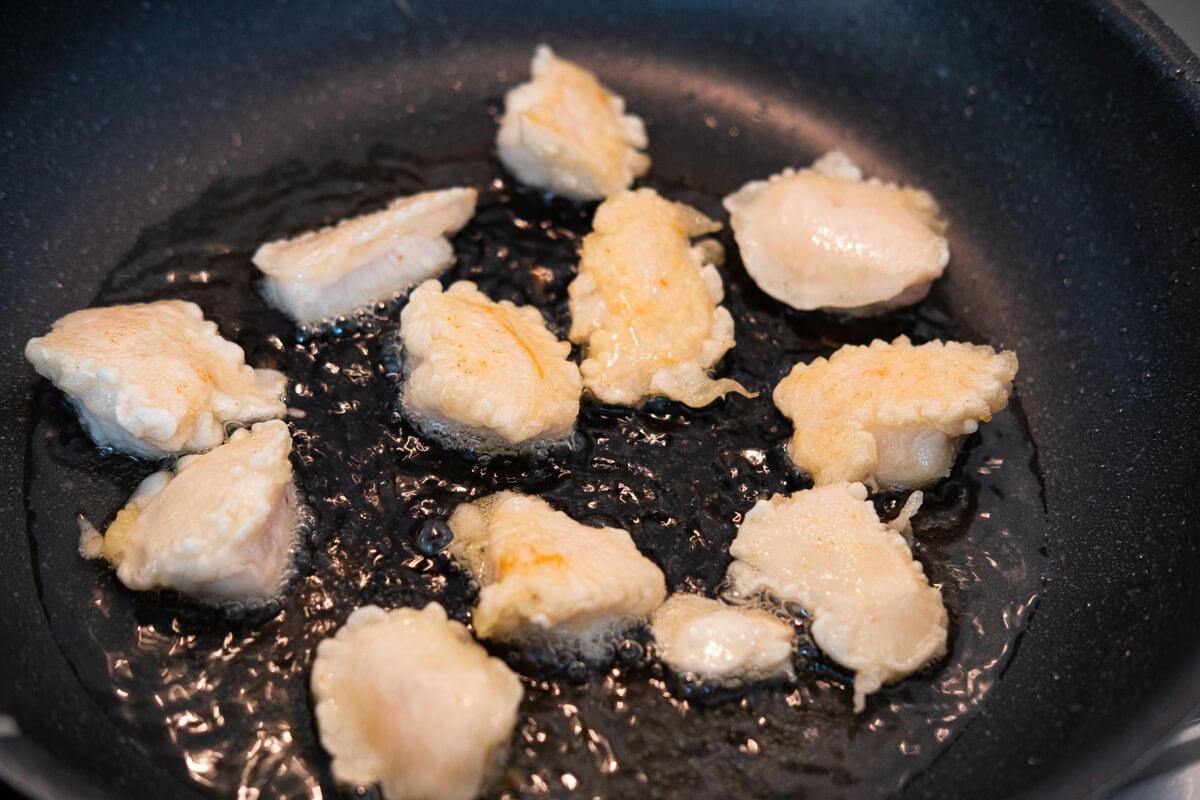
{"left": 497, "top": 550, "right": 568, "bottom": 578}
{"left": 474, "top": 300, "right": 546, "bottom": 381}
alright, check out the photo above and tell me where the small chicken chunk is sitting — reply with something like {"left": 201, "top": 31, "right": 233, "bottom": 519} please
{"left": 650, "top": 593, "right": 795, "bottom": 683}
{"left": 568, "top": 188, "right": 752, "bottom": 407}
{"left": 311, "top": 603, "right": 523, "bottom": 800}
{"left": 496, "top": 44, "right": 650, "bottom": 201}
{"left": 253, "top": 187, "right": 477, "bottom": 325}
{"left": 25, "top": 301, "right": 287, "bottom": 458}
{"left": 79, "top": 420, "right": 298, "bottom": 602}
{"left": 773, "top": 336, "right": 1018, "bottom": 490}
{"left": 724, "top": 151, "right": 949, "bottom": 314}
{"left": 726, "top": 482, "right": 946, "bottom": 712}
{"left": 447, "top": 492, "right": 666, "bottom": 658}
{"left": 398, "top": 280, "right": 582, "bottom": 452}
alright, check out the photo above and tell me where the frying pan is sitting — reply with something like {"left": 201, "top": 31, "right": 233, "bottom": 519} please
{"left": 2, "top": 1, "right": 1199, "bottom": 798}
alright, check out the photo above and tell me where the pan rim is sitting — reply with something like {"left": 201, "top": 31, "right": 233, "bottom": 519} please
{"left": 1010, "top": 4, "right": 1200, "bottom": 794}
{"left": 2, "top": 1, "right": 1200, "bottom": 799}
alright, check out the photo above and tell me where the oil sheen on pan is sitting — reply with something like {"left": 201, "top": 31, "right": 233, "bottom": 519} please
{"left": 24, "top": 150, "right": 1048, "bottom": 799}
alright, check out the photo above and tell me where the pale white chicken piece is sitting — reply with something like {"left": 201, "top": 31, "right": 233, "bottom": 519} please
{"left": 79, "top": 420, "right": 298, "bottom": 602}
{"left": 311, "top": 603, "right": 523, "bottom": 800}
{"left": 773, "top": 335, "right": 1018, "bottom": 490}
{"left": 447, "top": 492, "right": 666, "bottom": 658}
{"left": 25, "top": 300, "right": 287, "bottom": 458}
{"left": 253, "top": 187, "right": 477, "bottom": 325}
{"left": 567, "top": 188, "right": 752, "bottom": 407}
{"left": 650, "top": 593, "right": 795, "bottom": 683}
{"left": 398, "top": 280, "right": 582, "bottom": 452}
{"left": 724, "top": 150, "right": 949, "bottom": 314}
{"left": 496, "top": 45, "right": 650, "bottom": 201}
{"left": 726, "top": 482, "right": 946, "bottom": 712}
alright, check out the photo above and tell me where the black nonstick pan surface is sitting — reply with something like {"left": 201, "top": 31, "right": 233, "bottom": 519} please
{"left": 2, "top": 2, "right": 1199, "bottom": 799}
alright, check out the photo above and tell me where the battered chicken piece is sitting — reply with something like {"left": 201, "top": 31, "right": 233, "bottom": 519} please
{"left": 398, "top": 280, "right": 582, "bottom": 452}
{"left": 253, "top": 187, "right": 477, "bottom": 325}
{"left": 650, "top": 593, "right": 795, "bottom": 683}
{"left": 568, "top": 188, "right": 752, "bottom": 407}
{"left": 774, "top": 336, "right": 1018, "bottom": 490}
{"left": 25, "top": 300, "right": 287, "bottom": 458}
{"left": 723, "top": 151, "right": 949, "bottom": 314}
{"left": 311, "top": 603, "right": 523, "bottom": 800}
{"left": 496, "top": 45, "right": 650, "bottom": 201}
{"left": 447, "top": 492, "right": 666, "bottom": 658}
{"left": 726, "top": 482, "right": 946, "bottom": 712}
{"left": 79, "top": 420, "right": 298, "bottom": 602}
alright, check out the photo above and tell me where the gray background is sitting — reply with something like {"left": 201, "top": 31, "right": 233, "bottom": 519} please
{"left": 1147, "top": 0, "right": 1200, "bottom": 52}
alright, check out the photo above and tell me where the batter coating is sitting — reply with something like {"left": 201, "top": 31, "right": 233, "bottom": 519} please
{"left": 311, "top": 603, "right": 523, "bottom": 800}
{"left": 25, "top": 300, "right": 286, "bottom": 457}
{"left": 447, "top": 491, "right": 666, "bottom": 658}
{"left": 773, "top": 335, "right": 1018, "bottom": 490}
{"left": 726, "top": 482, "right": 946, "bottom": 712}
{"left": 650, "top": 593, "right": 795, "bottom": 683}
{"left": 568, "top": 188, "right": 752, "bottom": 407}
{"left": 397, "top": 279, "right": 582, "bottom": 452}
{"left": 254, "top": 187, "right": 477, "bottom": 325}
{"left": 724, "top": 151, "right": 948, "bottom": 314}
{"left": 80, "top": 420, "right": 298, "bottom": 602}
{"left": 497, "top": 45, "right": 649, "bottom": 201}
